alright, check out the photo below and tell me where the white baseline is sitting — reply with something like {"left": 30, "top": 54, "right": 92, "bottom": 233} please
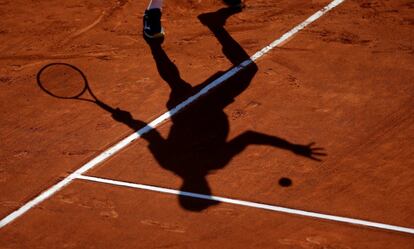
{"left": 77, "top": 175, "right": 414, "bottom": 235}
{"left": 0, "top": 0, "right": 346, "bottom": 228}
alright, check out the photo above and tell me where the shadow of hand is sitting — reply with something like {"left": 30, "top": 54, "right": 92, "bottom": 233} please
{"left": 291, "top": 142, "right": 327, "bottom": 161}
{"left": 112, "top": 108, "right": 133, "bottom": 122}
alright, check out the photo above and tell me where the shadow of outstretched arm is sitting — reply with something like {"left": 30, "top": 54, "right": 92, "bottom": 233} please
{"left": 227, "top": 130, "right": 327, "bottom": 161}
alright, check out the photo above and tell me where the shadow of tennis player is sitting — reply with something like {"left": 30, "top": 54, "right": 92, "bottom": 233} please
{"left": 133, "top": 7, "right": 326, "bottom": 210}
{"left": 37, "top": 7, "right": 325, "bottom": 212}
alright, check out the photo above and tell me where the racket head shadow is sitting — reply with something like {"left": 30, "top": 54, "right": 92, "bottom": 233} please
{"left": 37, "top": 63, "right": 88, "bottom": 99}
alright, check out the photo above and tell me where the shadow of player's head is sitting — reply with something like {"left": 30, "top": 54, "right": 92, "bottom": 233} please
{"left": 178, "top": 176, "right": 219, "bottom": 211}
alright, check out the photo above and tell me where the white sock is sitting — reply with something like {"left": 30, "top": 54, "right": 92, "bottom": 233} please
{"left": 147, "top": 0, "right": 163, "bottom": 10}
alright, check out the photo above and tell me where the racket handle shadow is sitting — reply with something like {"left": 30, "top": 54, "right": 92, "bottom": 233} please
{"left": 94, "top": 100, "right": 147, "bottom": 131}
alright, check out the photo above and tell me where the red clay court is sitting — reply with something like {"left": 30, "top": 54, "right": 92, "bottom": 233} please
{"left": 0, "top": 0, "right": 413, "bottom": 248}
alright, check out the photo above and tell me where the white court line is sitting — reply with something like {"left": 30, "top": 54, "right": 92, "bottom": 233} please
{"left": 0, "top": 0, "right": 346, "bottom": 229}
{"left": 76, "top": 175, "right": 414, "bottom": 235}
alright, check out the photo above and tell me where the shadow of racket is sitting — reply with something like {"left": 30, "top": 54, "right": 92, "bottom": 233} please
{"left": 37, "top": 63, "right": 144, "bottom": 130}
{"left": 37, "top": 63, "right": 114, "bottom": 112}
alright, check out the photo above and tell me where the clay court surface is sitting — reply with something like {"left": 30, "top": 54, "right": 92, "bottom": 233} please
{"left": 0, "top": 0, "right": 414, "bottom": 248}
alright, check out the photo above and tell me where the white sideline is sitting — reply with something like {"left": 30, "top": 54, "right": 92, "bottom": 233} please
{"left": 76, "top": 175, "right": 414, "bottom": 235}
{"left": 0, "top": 0, "right": 346, "bottom": 229}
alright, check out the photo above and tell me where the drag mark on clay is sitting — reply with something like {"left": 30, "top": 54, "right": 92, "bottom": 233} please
{"left": 62, "top": 0, "right": 129, "bottom": 44}
{"left": 62, "top": 11, "right": 106, "bottom": 44}
{"left": 140, "top": 219, "right": 186, "bottom": 233}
